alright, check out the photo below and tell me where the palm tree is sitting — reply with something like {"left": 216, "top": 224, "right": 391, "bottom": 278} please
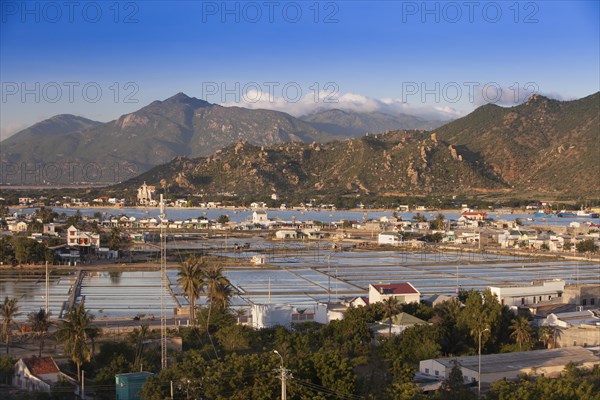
{"left": 177, "top": 257, "right": 205, "bottom": 326}
{"left": 130, "top": 323, "right": 149, "bottom": 370}
{"left": 510, "top": 316, "right": 533, "bottom": 351}
{"left": 382, "top": 297, "right": 401, "bottom": 337}
{"left": 1, "top": 297, "right": 20, "bottom": 355}
{"left": 55, "top": 303, "right": 96, "bottom": 381}
{"left": 538, "top": 325, "right": 557, "bottom": 349}
{"left": 200, "top": 263, "right": 233, "bottom": 358}
{"left": 28, "top": 308, "right": 51, "bottom": 357}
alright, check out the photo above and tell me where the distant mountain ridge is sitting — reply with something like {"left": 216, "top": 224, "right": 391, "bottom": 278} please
{"left": 0, "top": 93, "right": 337, "bottom": 183}
{"left": 300, "top": 109, "right": 447, "bottom": 137}
{"left": 117, "top": 92, "right": 600, "bottom": 198}
{"left": 2, "top": 91, "right": 598, "bottom": 198}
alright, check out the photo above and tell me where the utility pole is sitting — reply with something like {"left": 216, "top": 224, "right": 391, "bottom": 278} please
{"left": 160, "top": 194, "right": 168, "bottom": 370}
{"left": 274, "top": 350, "right": 288, "bottom": 400}
{"left": 81, "top": 370, "right": 85, "bottom": 399}
{"left": 478, "top": 327, "right": 489, "bottom": 398}
{"left": 45, "top": 261, "right": 49, "bottom": 315}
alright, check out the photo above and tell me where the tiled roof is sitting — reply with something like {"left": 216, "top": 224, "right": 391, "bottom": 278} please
{"left": 372, "top": 282, "right": 419, "bottom": 295}
{"left": 22, "top": 357, "right": 60, "bottom": 375}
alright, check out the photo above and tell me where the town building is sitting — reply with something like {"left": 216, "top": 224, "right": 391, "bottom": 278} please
{"left": 419, "top": 347, "right": 599, "bottom": 386}
{"left": 252, "top": 210, "right": 269, "bottom": 224}
{"left": 136, "top": 182, "right": 156, "bottom": 206}
{"left": 67, "top": 225, "right": 101, "bottom": 248}
{"left": 13, "top": 357, "right": 73, "bottom": 393}
{"left": 368, "top": 282, "right": 420, "bottom": 305}
{"left": 488, "top": 279, "right": 566, "bottom": 307}
{"left": 378, "top": 232, "right": 403, "bottom": 245}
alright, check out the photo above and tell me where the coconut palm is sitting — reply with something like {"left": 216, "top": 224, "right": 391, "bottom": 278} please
{"left": 55, "top": 303, "right": 96, "bottom": 381}
{"left": 538, "top": 325, "right": 557, "bottom": 349}
{"left": 28, "top": 308, "right": 51, "bottom": 357}
{"left": 1, "top": 297, "right": 20, "bottom": 355}
{"left": 382, "top": 297, "right": 402, "bottom": 337}
{"left": 510, "top": 316, "right": 534, "bottom": 351}
{"left": 130, "top": 323, "right": 150, "bottom": 370}
{"left": 177, "top": 256, "right": 205, "bottom": 326}
{"left": 200, "top": 263, "right": 233, "bottom": 358}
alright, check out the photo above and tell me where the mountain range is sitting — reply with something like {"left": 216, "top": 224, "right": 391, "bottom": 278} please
{"left": 118, "top": 92, "right": 600, "bottom": 198}
{"left": 0, "top": 93, "right": 443, "bottom": 184}
{"left": 1, "top": 91, "right": 598, "bottom": 198}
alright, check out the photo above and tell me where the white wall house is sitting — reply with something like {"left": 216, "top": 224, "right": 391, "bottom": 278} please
{"left": 419, "top": 347, "right": 599, "bottom": 386}
{"left": 488, "top": 279, "right": 565, "bottom": 307}
{"left": 13, "top": 357, "right": 73, "bottom": 393}
{"left": 252, "top": 210, "right": 269, "bottom": 224}
{"left": 137, "top": 182, "right": 156, "bottom": 205}
{"left": 67, "top": 225, "right": 100, "bottom": 248}
{"left": 378, "top": 232, "right": 403, "bottom": 245}
{"left": 368, "top": 282, "right": 420, "bottom": 305}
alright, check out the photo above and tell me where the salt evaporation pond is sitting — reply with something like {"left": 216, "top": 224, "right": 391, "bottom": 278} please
{"left": 3, "top": 249, "right": 598, "bottom": 318}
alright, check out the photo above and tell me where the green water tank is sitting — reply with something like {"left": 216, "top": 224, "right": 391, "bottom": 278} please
{"left": 115, "top": 371, "right": 154, "bottom": 400}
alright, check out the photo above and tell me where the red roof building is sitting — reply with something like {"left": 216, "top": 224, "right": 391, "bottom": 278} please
{"left": 368, "top": 282, "right": 421, "bottom": 304}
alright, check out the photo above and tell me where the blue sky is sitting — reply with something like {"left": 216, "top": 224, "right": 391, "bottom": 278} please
{"left": 1, "top": 0, "right": 599, "bottom": 138}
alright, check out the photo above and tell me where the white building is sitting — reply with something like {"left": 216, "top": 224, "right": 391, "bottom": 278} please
{"left": 275, "top": 230, "right": 298, "bottom": 239}
{"left": 13, "top": 357, "right": 73, "bottom": 393}
{"left": 489, "top": 279, "right": 565, "bottom": 307}
{"left": 8, "top": 221, "right": 28, "bottom": 232}
{"left": 252, "top": 210, "right": 269, "bottom": 224}
{"left": 419, "top": 347, "right": 599, "bottom": 386}
{"left": 137, "top": 182, "right": 156, "bottom": 206}
{"left": 378, "top": 232, "right": 403, "bottom": 245}
{"left": 368, "top": 282, "right": 420, "bottom": 305}
{"left": 67, "top": 225, "right": 100, "bottom": 248}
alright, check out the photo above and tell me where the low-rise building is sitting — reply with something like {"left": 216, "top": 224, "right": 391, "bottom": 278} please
{"left": 67, "top": 225, "right": 100, "bottom": 248}
{"left": 378, "top": 232, "right": 403, "bottom": 245}
{"left": 489, "top": 280, "right": 565, "bottom": 307}
{"left": 419, "top": 347, "right": 600, "bottom": 386}
{"left": 13, "top": 357, "right": 73, "bottom": 393}
{"left": 252, "top": 210, "right": 269, "bottom": 224}
{"left": 368, "top": 282, "right": 420, "bottom": 305}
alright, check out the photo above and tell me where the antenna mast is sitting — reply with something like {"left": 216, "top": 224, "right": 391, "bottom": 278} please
{"left": 160, "top": 194, "right": 167, "bottom": 369}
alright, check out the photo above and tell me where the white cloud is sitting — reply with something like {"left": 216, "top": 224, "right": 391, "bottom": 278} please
{"left": 0, "top": 121, "right": 30, "bottom": 141}
{"left": 221, "top": 90, "right": 464, "bottom": 121}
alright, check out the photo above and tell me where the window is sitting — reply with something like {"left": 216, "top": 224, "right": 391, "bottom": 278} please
{"left": 425, "top": 368, "right": 429, "bottom": 374}
{"left": 435, "top": 370, "right": 439, "bottom": 376}
{"left": 582, "top": 299, "right": 587, "bottom": 306}
{"left": 591, "top": 298, "right": 595, "bottom": 305}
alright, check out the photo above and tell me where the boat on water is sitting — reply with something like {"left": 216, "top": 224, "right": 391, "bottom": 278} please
{"left": 557, "top": 211, "right": 576, "bottom": 218}
{"left": 533, "top": 211, "right": 551, "bottom": 218}
{"left": 576, "top": 209, "right": 600, "bottom": 218}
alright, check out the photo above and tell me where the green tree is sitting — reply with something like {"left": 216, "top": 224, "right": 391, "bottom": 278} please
{"left": 412, "top": 213, "right": 428, "bottom": 222}
{"left": 387, "top": 363, "right": 426, "bottom": 400}
{"left": 177, "top": 256, "right": 205, "bottom": 326}
{"left": 55, "top": 303, "right": 96, "bottom": 381}
{"left": 217, "top": 214, "right": 230, "bottom": 224}
{"left": 1, "top": 297, "right": 20, "bottom": 355}
{"left": 28, "top": 308, "right": 51, "bottom": 357}
{"left": 382, "top": 297, "right": 402, "bottom": 337}
{"left": 430, "top": 213, "right": 446, "bottom": 230}
{"left": 108, "top": 227, "right": 124, "bottom": 251}
{"left": 576, "top": 239, "right": 598, "bottom": 253}
{"left": 563, "top": 240, "right": 573, "bottom": 251}
{"left": 538, "top": 326, "right": 556, "bottom": 349}
{"left": 435, "top": 360, "right": 477, "bottom": 400}
{"left": 0, "top": 354, "right": 14, "bottom": 385}
{"left": 509, "top": 316, "right": 534, "bottom": 351}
